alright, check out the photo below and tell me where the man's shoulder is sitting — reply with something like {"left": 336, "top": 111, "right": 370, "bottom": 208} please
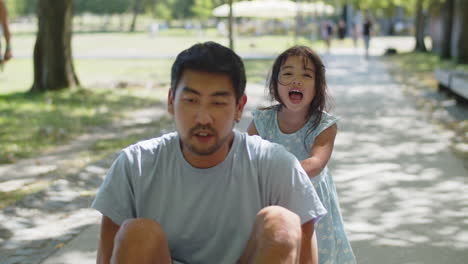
{"left": 241, "top": 131, "right": 294, "bottom": 160}
{"left": 239, "top": 133, "right": 303, "bottom": 182}
{"left": 123, "top": 132, "right": 178, "bottom": 155}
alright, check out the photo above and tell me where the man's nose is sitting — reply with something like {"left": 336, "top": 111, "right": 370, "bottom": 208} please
{"left": 195, "top": 105, "right": 213, "bottom": 124}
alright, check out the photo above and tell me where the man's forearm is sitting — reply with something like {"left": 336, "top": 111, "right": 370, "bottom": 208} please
{"left": 300, "top": 221, "right": 317, "bottom": 264}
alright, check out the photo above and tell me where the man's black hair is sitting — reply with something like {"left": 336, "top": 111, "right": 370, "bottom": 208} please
{"left": 170, "top": 41, "right": 246, "bottom": 102}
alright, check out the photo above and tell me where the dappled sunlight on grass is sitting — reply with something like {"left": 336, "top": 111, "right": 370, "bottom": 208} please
{"left": 0, "top": 88, "right": 161, "bottom": 163}
{"left": 385, "top": 52, "right": 468, "bottom": 93}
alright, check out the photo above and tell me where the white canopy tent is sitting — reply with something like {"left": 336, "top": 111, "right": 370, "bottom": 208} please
{"left": 212, "top": 0, "right": 334, "bottom": 18}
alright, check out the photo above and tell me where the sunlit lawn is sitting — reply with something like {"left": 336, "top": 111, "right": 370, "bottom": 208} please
{"left": 386, "top": 51, "right": 468, "bottom": 88}
{"left": 12, "top": 30, "right": 325, "bottom": 58}
{"left": 0, "top": 30, "right": 279, "bottom": 164}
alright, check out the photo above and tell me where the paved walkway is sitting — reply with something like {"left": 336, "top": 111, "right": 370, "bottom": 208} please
{"left": 2, "top": 46, "right": 468, "bottom": 264}
{"left": 322, "top": 52, "right": 468, "bottom": 263}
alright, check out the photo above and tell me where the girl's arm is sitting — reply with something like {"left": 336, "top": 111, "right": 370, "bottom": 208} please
{"left": 247, "top": 121, "right": 259, "bottom": 135}
{"left": 301, "top": 124, "right": 337, "bottom": 178}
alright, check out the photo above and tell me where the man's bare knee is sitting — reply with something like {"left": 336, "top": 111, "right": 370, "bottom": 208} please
{"left": 112, "top": 218, "right": 170, "bottom": 264}
{"left": 116, "top": 218, "right": 166, "bottom": 245}
{"left": 255, "top": 206, "right": 302, "bottom": 257}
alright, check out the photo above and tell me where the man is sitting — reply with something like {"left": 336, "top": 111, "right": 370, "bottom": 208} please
{"left": 92, "top": 41, "right": 326, "bottom": 264}
{"left": 0, "top": 0, "right": 12, "bottom": 66}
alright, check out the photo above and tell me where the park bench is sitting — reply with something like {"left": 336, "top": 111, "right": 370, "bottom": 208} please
{"left": 434, "top": 68, "right": 468, "bottom": 102}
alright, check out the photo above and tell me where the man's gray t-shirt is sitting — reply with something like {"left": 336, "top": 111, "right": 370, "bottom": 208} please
{"left": 92, "top": 130, "right": 326, "bottom": 264}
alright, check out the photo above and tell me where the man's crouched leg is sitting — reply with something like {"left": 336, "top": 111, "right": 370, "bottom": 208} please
{"left": 239, "top": 206, "right": 302, "bottom": 264}
{"left": 111, "top": 218, "right": 171, "bottom": 264}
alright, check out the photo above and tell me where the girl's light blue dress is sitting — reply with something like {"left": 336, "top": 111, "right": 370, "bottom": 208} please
{"left": 253, "top": 105, "right": 356, "bottom": 264}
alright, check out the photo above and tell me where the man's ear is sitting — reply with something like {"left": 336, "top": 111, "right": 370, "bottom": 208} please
{"left": 235, "top": 94, "right": 247, "bottom": 122}
{"left": 168, "top": 89, "right": 174, "bottom": 115}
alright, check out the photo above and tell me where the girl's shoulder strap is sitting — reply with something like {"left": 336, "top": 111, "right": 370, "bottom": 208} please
{"left": 252, "top": 105, "right": 279, "bottom": 136}
{"left": 313, "top": 111, "right": 340, "bottom": 135}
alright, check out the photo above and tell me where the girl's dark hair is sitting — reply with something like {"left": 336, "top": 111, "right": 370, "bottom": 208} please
{"left": 267, "top": 45, "right": 331, "bottom": 143}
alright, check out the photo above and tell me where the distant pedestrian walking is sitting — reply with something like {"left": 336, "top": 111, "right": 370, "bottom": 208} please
{"left": 351, "top": 22, "right": 359, "bottom": 48}
{"left": 337, "top": 19, "right": 346, "bottom": 41}
{"left": 362, "top": 18, "right": 373, "bottom": 59}
{"left": 321, "top": 20, "right": 333, "bottom": 53}
{"left": 0, "top": 0, "right": 12, "bottom": 69}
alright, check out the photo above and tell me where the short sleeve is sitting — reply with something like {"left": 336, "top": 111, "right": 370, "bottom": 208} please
{"left": 252, "top": 108, "right": 275, "bottom": 137}
{"left": 252, "top": 109, "right": 266, "bottom": 136}
{"left": 91, "top": 150, "right": 136, "bottom": 225}
{"left": 314, "top": 112, "right": 340, "bottom": 136}
{"left": 262, "top": 146, "right": 327, "bottom": 224}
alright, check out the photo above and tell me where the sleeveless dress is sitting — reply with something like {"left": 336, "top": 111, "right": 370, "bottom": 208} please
{"left": 253, "top": 105, "right": 356, "bottom": 264}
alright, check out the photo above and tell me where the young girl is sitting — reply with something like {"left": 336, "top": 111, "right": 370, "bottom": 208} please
{"left": 247, "top": 46, "right": 356, "bottom": 264}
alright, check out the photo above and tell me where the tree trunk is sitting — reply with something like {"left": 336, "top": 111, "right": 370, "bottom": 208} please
{"left": 428, "top": 4, "right": 441, "bottom": 54}
{"left": 440, "top": 0, "right": 454, "bottom": 59}
{"left": 31, "top": 0, "right": 79, "bottom": 92}
{"left": 451, "top": 0, "right": 468, "bottom": 64}
{"left": 228, "top": 0, "right": 234, "bottom": 50}
{"left": 120, "top": 14, "right": 125, "bottom": 31}
{"left": 414, "top": 0, "right": 427, "bottom": 52}
{"left": 129, "top": 0, "right": 143, "bottom": 32}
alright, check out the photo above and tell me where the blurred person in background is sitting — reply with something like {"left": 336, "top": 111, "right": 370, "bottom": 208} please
{"left": 337, "top": 19, "right": 346, "bottom": 41}
{"left": 362, "top": 17, "right": 373, "bottom": 59}
{"left": 0, "top": 0, "right": 12, "bottom": 68}
{"left": 321, "top": 20, "right": 333, "bottom": 53}
{"left": 351, "top": 22, "right": 359, "bottom": 48}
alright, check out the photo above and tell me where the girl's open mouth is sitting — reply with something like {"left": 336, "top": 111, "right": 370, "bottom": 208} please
{"left": 289, "top": 89, "right": 303, "bottom": 102}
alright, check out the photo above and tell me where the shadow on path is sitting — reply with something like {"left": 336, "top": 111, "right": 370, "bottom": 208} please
{"left": 323, "top": 53, "right": 468, "bottom": 264}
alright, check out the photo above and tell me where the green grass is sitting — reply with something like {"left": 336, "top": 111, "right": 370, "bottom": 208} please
{"left": 386, "top": 51, "right": 468, "bottom": 89}
{"left": 90, "top": 115, "right": 173, "bottom": 153}
{"left": 10, "top": 31, "right": 325, "bottom": 61}
{"left": 0, "top": 58, "right": 34, "bottom": 94}
{"left": 244, "top": 59, "right": 274, "bottom": 84}
{"left": 0, "top": 87, "right": 162, "bottom": 163}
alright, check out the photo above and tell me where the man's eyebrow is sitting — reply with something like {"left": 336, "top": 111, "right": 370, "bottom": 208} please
{"left": 211, "top": 91, "right": 232, "bottom": 97}
{"left": 180, "top": 86, "right": 232, "bottom": 97}
{"left": 180, "top": 86, "right": 200, "bottom": 95}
